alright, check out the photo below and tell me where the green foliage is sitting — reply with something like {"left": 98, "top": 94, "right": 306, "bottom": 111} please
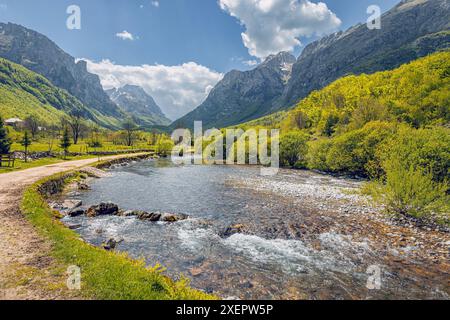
{"left": 307, "top": 121, "right": 396, "bottom": 177}
{"left": 377, "top": 125, "right": 450, "bottom": 183}
{"left": 0, "top": 58, "right": 122, "bottom": 130}
{"left": 60, "top": 127, "right": 72, "bottom": 158}
{"left": 0, "top": 116, "right": 12, "bottom": 154}
{"left": 279, "top": 130, "right": 310, "bottom": 168}
{"left": 280, "top": 51, "right": 450, "bottom": 133}
{"left": 21, "top": 131, "right": 32, "bottom": 162}
{"left": 306, "top": 138, "right": 333, "bottom": 172}
{"left": 156, "top": 136, "right": 174, "bottom": 156}
{"left": 235, "top": 52, "right": 450, "bottom": 222}
{"left": 363, "top": 156, "right": 449, "bottom": 220}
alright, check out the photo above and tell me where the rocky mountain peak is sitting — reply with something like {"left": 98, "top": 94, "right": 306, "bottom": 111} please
{"left": 107, "top": 85, "right": 170, "bottom": 126}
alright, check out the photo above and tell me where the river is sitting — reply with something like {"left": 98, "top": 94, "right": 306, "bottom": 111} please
{"left": 61, "top": 158, "right": 450, "bottom": 300}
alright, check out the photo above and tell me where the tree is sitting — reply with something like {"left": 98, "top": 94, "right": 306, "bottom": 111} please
{"left": 24, "top": 116, "right": 40, "bottom": 139}
{"left": 46, "top": 124, "right": 60, "bottom": 153}
{"left": 21, "top": 131, "right": 32, "bottom": 162}
{"left": 122, "top": 118, "right": 138, "bottom": 147}
{"left": 279, "top": 130, "right": 310, "bottom": 168}
{"left": 63, "top": 111, "right": 83, "bottom": 145}
{"left": 60, "top": 127, "right": 72, "bottom": 159}
{"left": 156, "top": 136, "right": 174, "bottom": 157}
{"left": 0, "top": 117, "right": 12, "bottom": 155}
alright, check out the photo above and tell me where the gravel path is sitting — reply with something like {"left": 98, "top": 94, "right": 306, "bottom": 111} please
{"left": 0, "top": 154, "right": 147, "bottom": 300}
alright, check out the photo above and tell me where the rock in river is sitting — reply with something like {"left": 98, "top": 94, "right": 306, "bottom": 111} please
{"left": 160, "top": 212, "right": 189, "bottom": 223}
{"left": 86, "top": 202, "right": 119, "bottom": 217}
{"left": 102, "top": 238, "right": 119, "bottom": 250}
{"left": 137, "top": 211, "right": 162, "bottom": 221}
{"left": 220, "top": 224, "right": 247, "bottom": 238}
{"left": 77, "top": 182, "right": 90, "bottom": 190}
{"left": 68, "top": 207, "right": 86, "bottom": 217}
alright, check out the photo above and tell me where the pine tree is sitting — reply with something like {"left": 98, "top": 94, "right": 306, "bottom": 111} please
{"left": 21, "top": 131, "right": 32, "bottom": 162}
{"left": 60, "top": 127, "right": 72, "bottom": 159}
{"left": 0, "top": 117, "right": 12, "bottom": 155}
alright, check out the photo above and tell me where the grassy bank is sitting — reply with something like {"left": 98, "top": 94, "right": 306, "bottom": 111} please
{"left": 20, "top": 166, "right": 215, "bottom": 300}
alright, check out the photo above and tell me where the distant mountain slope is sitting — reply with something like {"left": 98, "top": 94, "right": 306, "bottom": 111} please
{"left": 0, "top": 22, "right": 125, "bottom": 128}
{"left": 107, "top": 85, "right": 171, "bottom": 127}
{"left": 282, "top": 0, "right": 450, "bottom": 108}
{"left": 238, "top": 51, "right": 450, "bottom": 132}
{"left": 171, "top": 52, "right": 296, "bottom": 129}
{"left": 0, "top": 57, "right": 99, "bottom": 125}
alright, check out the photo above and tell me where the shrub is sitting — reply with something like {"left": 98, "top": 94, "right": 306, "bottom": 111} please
{"left": 376, "top": 125, "right": 450, "bottom": 183}
{"left": 324, "top": 121, "right": 396, "bottom": 177}
{"left": 364, "top": 157, "right": 449, "bottom": 220}
{"left": 279, "top": 130, "right": 310, "bottom": 168}
{"left": 0, "top": 116, "right": 12, "bottom": 154}
{"left": 156, "top": 137, "right": 174, "bottom": 156}
{"left": 306, "top": 138, "right": 333, "bottom": 171}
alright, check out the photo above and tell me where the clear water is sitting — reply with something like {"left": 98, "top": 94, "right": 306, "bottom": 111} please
{"left": 63, "top": 158, "right": 449, "bottom": 300}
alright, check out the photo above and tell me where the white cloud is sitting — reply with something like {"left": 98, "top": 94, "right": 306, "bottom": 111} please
{"left": 219, "top": 0, "right": 341, "bottom": 59}
{"left": 115, "top": 30, "right": 135, "bottom": 41}
{"left": 244, "top": 59, "right": 258, "bottom": 67}
{"left": 82, "top": 59, "right": 224, "bottom": 120}
{"left": 151, "top": 1, "right": 159, "bottom": 7}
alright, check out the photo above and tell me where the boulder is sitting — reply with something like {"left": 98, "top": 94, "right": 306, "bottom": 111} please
{"left": 137, "top": 211, "right": 162, "bottom": 222}
{"left": 62, "top": 200, "right": 82, "bottom": 211}
{"left": 68, "top": 208, "right": 86, "bottom": 217}
{"left": 220, "top": 224, "right": 246, "bottom": 238}
{"left": 67, "top": 223, "right": 82, "bottom": 230}
{"left": 77, "top": 182, "right": 90, "bottom": 190}
{"left": 102, "top": 238, "right": 118, "bottom": 251}
{"left": 160, "top": 213, "right": 189, "bottom": 223}
{"left": 86, "top": 202, "right": 119, "bottom": 217}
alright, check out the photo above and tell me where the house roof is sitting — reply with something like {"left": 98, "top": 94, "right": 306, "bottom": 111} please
{"left": 5, "top": 118, "right": 23, "bottom": 123}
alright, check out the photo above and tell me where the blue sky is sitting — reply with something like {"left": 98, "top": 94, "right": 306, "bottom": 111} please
{"left": 0, "top": 0, "right": 401, "bottom": 119}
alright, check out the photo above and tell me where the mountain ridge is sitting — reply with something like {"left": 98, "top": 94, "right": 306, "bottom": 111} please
{"left": 0, "top": 22, "right": 126, "bottom": 129}
{"left": 107, "top": 85, "right": 171, "bottom": 127}
{"left": 171, "top": 51, "right": 296, "bottom": 129}
{"left": 282, "top": 0, "right": 450, "bottom": 108}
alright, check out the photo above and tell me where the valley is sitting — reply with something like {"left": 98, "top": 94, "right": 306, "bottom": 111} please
{"left": 0, "top": 0, "right": 448, "bottom": 302}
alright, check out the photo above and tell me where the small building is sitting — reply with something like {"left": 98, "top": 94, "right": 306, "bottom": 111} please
{"left": 4, "top": 118, "right": 24, "bottom": 129}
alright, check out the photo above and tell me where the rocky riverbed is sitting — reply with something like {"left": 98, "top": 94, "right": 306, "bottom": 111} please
{"left": 50, "top": 159, "right": 450, "bottom": 300}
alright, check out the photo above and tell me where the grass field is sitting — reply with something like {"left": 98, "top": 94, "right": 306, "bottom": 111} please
{"left": 10, "top": 140, "right": 155, "bottom": 154}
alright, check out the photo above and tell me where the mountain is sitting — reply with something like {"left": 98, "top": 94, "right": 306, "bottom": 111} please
{"left": 171, "top": 52, "right": 296, "bottom": 129}
{"left": 0, "top": 57, "right": 99, "bottom": 125}
{"left": 107, "top": 85, "right": 171, "bottom": 127}
{"left": 0, "top": 22, "right": 125, "bottom": 129}
{"left": 238, "top": 51, "right": 450, "bottom": 133}
{"left": 282, "top": 0, "right": 450, "bottom": 107}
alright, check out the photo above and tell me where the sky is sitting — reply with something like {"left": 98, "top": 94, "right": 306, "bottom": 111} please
{"left": 0, "top": 0, "right": 400, "bottom": 120}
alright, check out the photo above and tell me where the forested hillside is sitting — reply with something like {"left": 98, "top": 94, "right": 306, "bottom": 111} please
{"left": 0, "top": 58, "right": 120, "bottom": 128}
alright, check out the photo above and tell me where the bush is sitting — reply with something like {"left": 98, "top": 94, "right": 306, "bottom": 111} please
{"left": 87, "top": 140, "right": 103, "bottom": 148}
{"left": 377, "top": 125, "right": 450, "bottom": 183}
{"left": 306, "top": 138, "right": 332, "bottom": 171}
{"left": 323, "top": 121, "right": 396, "bottom": 176}
{"left": 156, "top": 137, "right": 175, "bottom": 156}
{"left": 364, "top": 157, "right": 449, "bottom": 220}
{"left": 279, "top": 130, "right": 310, "bottom": 168}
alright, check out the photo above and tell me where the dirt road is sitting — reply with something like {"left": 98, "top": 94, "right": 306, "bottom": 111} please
{"left": 0, "top": 154, "right": 147, "bottom": 300}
